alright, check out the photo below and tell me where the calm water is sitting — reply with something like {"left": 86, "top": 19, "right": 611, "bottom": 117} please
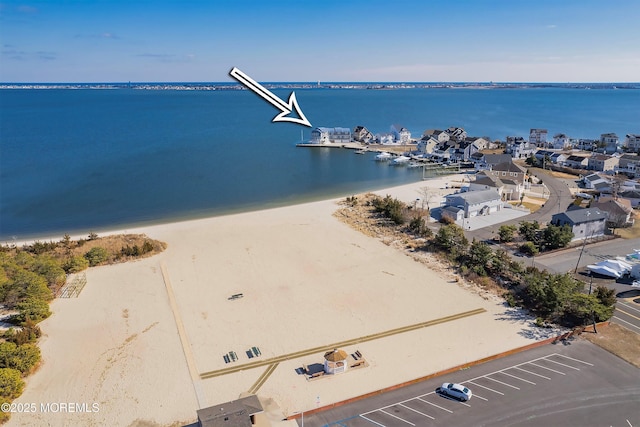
{"left": 1, "top": 87, "right": 639, "bottom": 240}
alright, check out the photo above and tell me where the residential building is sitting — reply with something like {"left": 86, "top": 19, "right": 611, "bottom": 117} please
{"left": 471, "top": 153, "right": 512, "bottom": 170}
{"left": 486, "top": 161, "right": 527, "bottom": 185}
{"left": 619, "top": 190, "right": 640, "bottom": 208}
{"left": 445, "top": 126, "right": 467, "bottom": 142}
{"left": 624, "top": 134, "right": 640, "bottom": 152}
{"left": 376, "top": 133, "right": 395, "bottom": 144}
{"left": 416, "top": 136, "right": 438, "bottom": 155}
{"left": 588, "top": 154, "right": 619, "bottom": 172}
{"left": 353, "top": 125, "right": 374, "bottom": 143}
{"left": 617, "top": 154, "right": 640, "bottom": 176}
{"left": 576, "top": 139, "right": 597, "bottom": 151}
{"left": 564, "top": 155, "right": 589, "bottom": 169}
{"left": 582, "top": 173, "right": 611, "bottom": 192}
{"left": 506, "top": 138, "right": 537, "bottom": 158}
{"left": 470, "top": 171, "right": 524, "bottom": 201}
{"left": 310, "top": 127, "right": 351, "bottom": 144}
{"left": 550, "top": 207, "right": 609, "bottom": 241}
{"left": 422, "top": 129, "right": 450, "bottom": 144}
{"left": 552, "top": 133, "right": 570, "bottom": 150}
{"left": 600, "top": 133, "right": 619, "bottom": 154}
{"left": 443, "top": 189, "right": 503, "bottom": 218}
{"left": 592, "top": 198, "right": 634, "bottom": 228}
{"left": 390, "top": 124, "right": 411, "bottom": 144}
{"left": 529, "top": 128, "right": 548, "bottom": 147}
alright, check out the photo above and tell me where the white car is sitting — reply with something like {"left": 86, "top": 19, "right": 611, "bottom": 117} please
{"left": 439, "top": 382, "right": 472, "bottom": 401}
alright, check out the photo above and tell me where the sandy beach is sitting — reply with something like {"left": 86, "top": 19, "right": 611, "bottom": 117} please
{"left": 7, "top": 175, "right": 561, "bottom": 427}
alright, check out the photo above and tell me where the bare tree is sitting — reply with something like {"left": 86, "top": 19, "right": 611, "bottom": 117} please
{"left": 417, "top": 186, "right": 440, "bottom": 214}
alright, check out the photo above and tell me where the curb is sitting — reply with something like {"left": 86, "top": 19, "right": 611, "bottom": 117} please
{"left": 285, "top": 323, "right": 609, "bottom": 421}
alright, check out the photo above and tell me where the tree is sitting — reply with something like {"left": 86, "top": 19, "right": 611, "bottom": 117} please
{"left": 14, "top": 298, "right": 51, "bottom": 324}
{"left": 1, "top": 270, "right": 52, "bottom": 308}
{"left": 519, "top": 241, "right": 539, "bottom": 256}
{"left": 407, "top": 216, "right": 432, "bottom": 238}
{"left": 594, "top": 285, "right": 616, "bottom": 307}
{"left": 32, "top": 255, "right": 66, "bottom": 289}
{"left": 0, "top": 368, "right": 24, "bottom": 399}
{"left": 84, "top": 247, "right": 110, "bottom": 266}
{"left": 519, "top": 221, "right": 540, "bottom": 242}
{"left": 468, "top": 240, "right": 493, "bottom": 275}
{"left": 417, "top": 186, "right": 439, "bottom": 213}
{"left": 0, "top": 342, "right": 40, "bottom": 375}
{"left": 498, "top": 225, "right": 517, "bottom": 242}
{"left": 434, "top": 224, "right": 469, "bottom": 257}
{"left": 63, "top": 255, "right": 89, "bottom": 273}
{"left": 541, "top": 224, "right": 574, "bottom": 250}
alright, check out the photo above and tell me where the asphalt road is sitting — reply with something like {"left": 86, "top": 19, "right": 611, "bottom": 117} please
{"left": 297, "top": 341, "right": 640, "bottom": 427}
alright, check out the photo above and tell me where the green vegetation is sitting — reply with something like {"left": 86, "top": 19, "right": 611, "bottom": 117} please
{"left": 0, "top": 232, "right": 166, "bottom": 422}
{"left": 371, "top": 195, "right": 407, "bottom": 225}
{"left": 498, "top": 224, "right": 517, "bottom": 242}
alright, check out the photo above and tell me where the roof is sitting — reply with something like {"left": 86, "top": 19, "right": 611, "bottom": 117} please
{"left": 584, "top": 173, "right": 605, "bottom": 182}
{"left": 590, "top": 154, "right": 614, "bottom": 161}
{"left": 592, "top": 199, "right": 633, "bottom": 215}
{"left": 443, "top": 206, "right": 463, "bottom": 214}
{"left": 197, "top": 395, "right": 263, "bottom": 427}
{"left": 620, "top": 190, "right": 640, "bottom": 198}
{"left": 324, "top": 349, "right": 348, "bottom": 362}
{"left": 482, "top": 154, "right": 512, "bottom": 166}
{"left": 491, "top": 161, "right": 526, "bottom": 173}
{"left": 553, "top": 207, "right": 608, "bottom": 225}
{"left": 566, "top": 155, "right": 587, "bottom": 162}
{"left": 446, "top": 189, "right": 501, "bottom": 204}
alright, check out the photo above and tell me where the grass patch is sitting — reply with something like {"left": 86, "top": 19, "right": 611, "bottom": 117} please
{"left": 582, "top": 323, "right": 640, "bottom": 368}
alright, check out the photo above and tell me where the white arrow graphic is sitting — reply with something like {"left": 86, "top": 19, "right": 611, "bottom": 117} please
{"left": 229, "top": 67, "right": 312, "bottom": 127}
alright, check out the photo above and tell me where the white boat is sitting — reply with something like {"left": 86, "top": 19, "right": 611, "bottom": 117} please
{"left": 354, "top": 149, "right": 367, "bottom": 155}
{"left": 375, "top": 152, "right": 392, "bottom": 161}
{"left": 586, "top": 259, "right": 632, "bottom": 278}
{"left": 407, "top": 162, "right": 423, "bottom": 168}
{"left": 391, "top": 155, "right": 411, "bottom": 165}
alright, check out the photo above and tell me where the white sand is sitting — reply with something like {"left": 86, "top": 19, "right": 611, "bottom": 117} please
{"left": 7, "top": 176, "right": 559, "bottom": 427}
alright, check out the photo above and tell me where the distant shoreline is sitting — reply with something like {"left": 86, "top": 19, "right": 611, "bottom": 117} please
{"left": 1, "top": 82, "right": 639, "bottom": 90}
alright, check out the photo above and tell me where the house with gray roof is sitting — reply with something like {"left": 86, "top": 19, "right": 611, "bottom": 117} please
{"left": 550, "top": 207, "right": 608, "bottom": 241}
{"left": 310, "top": 127, "right": 351, "bottom": 144}
{"left": 486, "top": 161, "right": 527, "bottom": 185}
{"left": 564, "top": 155, "right": 589, "bottom": 169}
{"left": 588, "top": 154, "right": 619, "bottom": 172}
{"left": 444, "top": 189, "right": 503, "bottom": 218}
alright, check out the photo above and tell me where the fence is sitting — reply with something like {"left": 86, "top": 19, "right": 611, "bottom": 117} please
{"left": 57, "top": 273, "right": 87, "bottom": 298}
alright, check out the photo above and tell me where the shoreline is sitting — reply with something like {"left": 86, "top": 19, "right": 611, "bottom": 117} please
{"left": 6, "top": 174, "right": 562, "bottom": 427}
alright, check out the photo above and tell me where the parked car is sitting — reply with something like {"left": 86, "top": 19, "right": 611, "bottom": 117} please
{"left": 438, "top": 383, "right": 472, "bottom": 401}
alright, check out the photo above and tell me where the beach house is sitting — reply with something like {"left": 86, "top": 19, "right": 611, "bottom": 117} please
{"left": 443, "top": 189, "right": 503, "bottom": 218}
{"left": 564, "top": 155, "right": 589, "bottom": 169}
{"left": 624, "top": 134, "right": 640, "bottom": 152}
{"left": 390, "top": 124, "right": 411, "bottom": 144}
{"left": 552, "top": 133, "right": 571, "bottom": 150}
{"left": 310, "top": 127, "right": 352, "bottom": 144}
{"left": 529, "top": 128, "right": 548, "bottom": 147}
{"left": 600, "top": 133, "right": 619, "bottom": 154}
{"left": 588, "top": 154, "right": 619, "bottom": 172}
{"left": 353, "top": 125, "right": 374, "bottom": 143}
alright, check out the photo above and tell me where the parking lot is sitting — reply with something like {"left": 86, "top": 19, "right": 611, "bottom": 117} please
{"left": 301, "top": 341, "right": 640, "bottom": 427}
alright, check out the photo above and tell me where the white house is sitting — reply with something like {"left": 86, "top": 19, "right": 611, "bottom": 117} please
{"left": 552, "top": 133, "right": 571, "bottom": 150}
{"left": 625, "top": 134, "right": 640, "bottom": 152}
{"left": 530, "top": 128, "right": 548, "bottom": 147}
{"left": 444, "top": 189, "right": 503, "bottom": 218}
{"left": 422, "top": 129, "right": 450, "bottom": 144}
{"left": 417, "top": 136, "right": 438, "bottom": 155}
{"left": 353, "top": 125, "right": 374, "bottom": 143}
{"left": 507, "top": 138, "right": 537, "bottom": 158}
{"left": 600, "top": 133, "right": 619, "bottom": 154}
{"left": 390, "top": 124, "right": 411, "bottom": 144}
{"left": 551, "top": 207, "right": 608, "bottom": 241}
{"left": 310, "top": 127, "right": 351, "bottom": 144}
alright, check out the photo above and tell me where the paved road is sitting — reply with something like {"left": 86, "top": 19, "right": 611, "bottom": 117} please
{"left": 466, "top": 168, "right": 574, "bottom": 243}
{"left": 297, "top": 341, "right": 640, "bottom": 427}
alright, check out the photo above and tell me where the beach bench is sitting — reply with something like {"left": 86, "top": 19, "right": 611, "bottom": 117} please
{"left": 252, "top": 346, "right": 261, "bottom": 357}
{"left": 227, "top": 293, "right": 244, "bottom": 301}
{"left": 310, "top": 371, "right": 325, "bottom": 379}
{"left": 350, "top": 360, "right": 365, "bottom": 368}
{"left": 246, "top": 350, "right": 254, "bottom": 359}
{"left": 223, "top": 354, "right": 230, "bottom": 364}
{"left": 229, "top": 351, "right": 237, "bottom": 362}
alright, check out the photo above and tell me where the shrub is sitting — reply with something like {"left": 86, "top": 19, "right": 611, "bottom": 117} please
{"left": 84, "top": 247, "right": 110, "bottom": 266}
{"left": 519, "top": 241, "right": 539, "bottom": 256}
{"left": 14, "top": 298, "right": 51, "bottom": 324}
{"left": 3, "top": 321, "right": 41, "bottom": 346}
{"left": 0, "top": 342, "right": 41, "bottom": 375}
{"left": 64, "top": 255, "right": 89, "bottom": 273}
{"left": 0, "top": 368, "right": 24, "bottom": 399}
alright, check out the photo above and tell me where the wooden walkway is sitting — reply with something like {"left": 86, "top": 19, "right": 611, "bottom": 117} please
{"left": 200, "top": 307, "right": 486, "bottom": 380}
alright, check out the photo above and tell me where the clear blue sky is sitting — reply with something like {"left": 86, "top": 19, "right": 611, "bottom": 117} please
{"left": 1, "top": 0, "right": 639, "bottom": 83}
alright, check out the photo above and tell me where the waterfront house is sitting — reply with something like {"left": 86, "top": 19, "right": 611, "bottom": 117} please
{"left": 310, "top": 127, "right": 352, "bottom": 144}
{"left": 472, "top": 153, "right": 512, "bottom": 170}
{"left": 377, "top": 132, "right": 395, "bottom": 145}
{"left": 353, "top": 125, "right": 374, "bottom": 143}
{"left": 552, "top": 133, "right": 571, "bottom": 150}
{"left": 417, "top": 136, "right": 439, "bottom": 155}
{"left": 619, "top": 190, "right": 640, "bottom": 208}
{"left": 390, "top": 124, "right": 411, "bottom": 144}
{"left": 422, "top": 129, "right": 450, "bottom": 144}
{"left": 445, "top": 126, "right": 467, "bottom": 142}
{"left": 530, "top": 128, "right": 548, "bottom": 147}
{"left": 600, "top": 133, "right": 619, "bottom": 154}
{"left": 444, "top": 189, "right": 503, "bottom": 218}
{"left": 470, "top": 171, "right": 523, "bottom": 201}
{"left": 588, "top": 154, "right": 619, "bottom": 172}
{"left": 486, "top": 161, "right": 527, "bottom": 185}
{"left": 550, "top": 207, "right": 608, "bottom": 241}
{"left": 551, "top": 152, "right": 568, "bottom": 165}
{"left": 564, "top": 155, "right": 589, "bottom": 169}
{"left": 624, "top": 134, "right": 640, "bottom": 152}
{"left": 576, "top": 139, "right": 597, "bottom": 151}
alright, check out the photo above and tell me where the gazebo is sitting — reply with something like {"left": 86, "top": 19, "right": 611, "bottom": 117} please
{"left": 323, "top": 349, "right": 348, "bottom": 375}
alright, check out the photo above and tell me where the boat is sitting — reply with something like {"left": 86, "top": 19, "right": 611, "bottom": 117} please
{"left": 407, "top": 162, "right": 423, "bottom": 168}
{"left": 586, "top": 259, "right": 632, "bottom": 278}
{"left": 391, "top": 155, "right": 411, "bottom": 165}
{"left": 354, "top": 149, "right": 367, "bottom": 155}
{"left": 375, "top": 152, "right": 392, "bottom": 161}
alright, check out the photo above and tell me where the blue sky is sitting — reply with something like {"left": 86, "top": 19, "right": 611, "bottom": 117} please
{"left": 1, "top": 0, "right": 639, "bottom": 83}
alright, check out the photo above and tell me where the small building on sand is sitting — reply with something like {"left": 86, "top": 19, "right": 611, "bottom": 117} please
{"left": 324, "top": 349, "right": 349, "bottom": 374}
{"left": 197, "top": 395, "right": 263, "bottom": 427}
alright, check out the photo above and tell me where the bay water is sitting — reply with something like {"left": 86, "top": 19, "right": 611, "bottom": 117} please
{"left": 1, "top": 87, "right": 638, "bottom": 240}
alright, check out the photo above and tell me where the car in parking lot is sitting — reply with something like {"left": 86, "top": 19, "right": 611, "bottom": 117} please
{"left": 438, "top": 382, "right": 472, "bottom": 401}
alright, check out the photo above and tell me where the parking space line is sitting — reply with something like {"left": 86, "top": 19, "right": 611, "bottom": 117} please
{"left": 514, "top": 366, "right": 551, "bottom": 380}
{"left": 544, "top": 358, "right": 581, "bottom": 370}
{"left": 616, "top": 307, "right": 640, "bottom": 322}
{"left": 399, "top": 403, "right": 435, "bottom": 420}
{"left": 554, "top": 354, "right": 594, "bottom": 366}
{"left": 416, "top": 397, "right": 453, "bottom": 413}
{"left": 360, "top": 414, "right": 386, "bottom": 427}
{"left": 529, "top": 362, "right": 566, "bottom": 375}
{"left": 379, "top": 409, "right": 415, "bottom": 426}
{"left": 472, "top": 393, "right": 488, "bottom": 401}
{"left": 500, "top": 370, "right": 536, "bottom": 385}
{"left": 466, "top": 380, "right": 504, "bottom": 395}
{"left": 613, "top": 316, "right": 640, "bottom": 332}
{"left": 485, "top": 375, "right": 520, "bottom": 389}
